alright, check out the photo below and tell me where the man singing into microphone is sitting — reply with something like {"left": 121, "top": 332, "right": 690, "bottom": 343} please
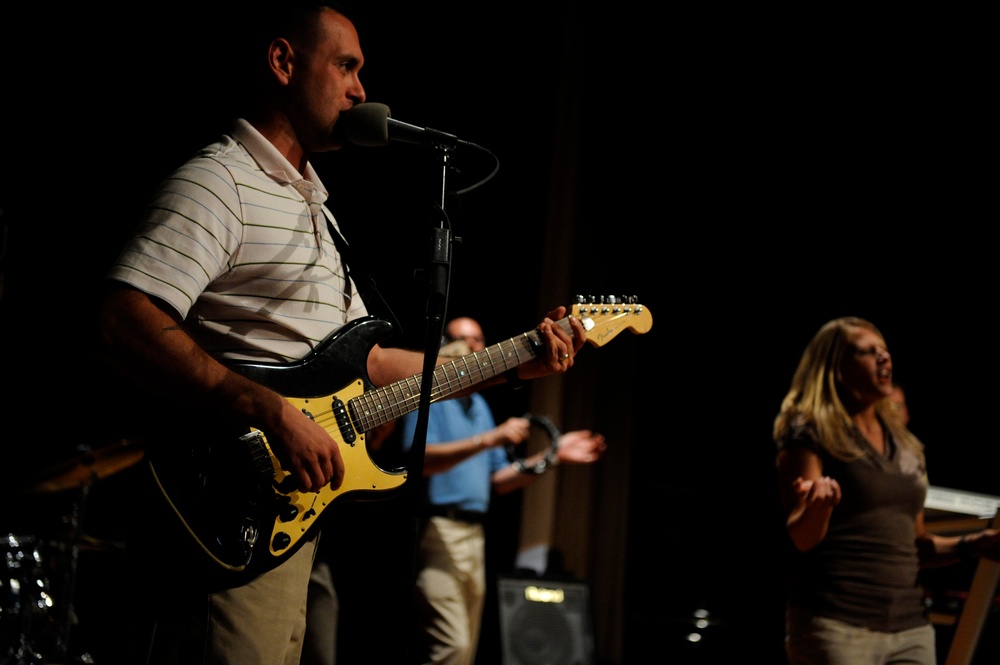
{"left": 94, "top": 3, "right": 586, "bottom": 664}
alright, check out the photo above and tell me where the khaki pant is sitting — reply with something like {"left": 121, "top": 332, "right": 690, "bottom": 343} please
{"left": 414, "top": 516, "right": 486, "bottom": 665}
{"left": 302, "top": 559, "right": 339, "bottom": 665}
{"left": 135, "top": 538, "right": 318, "bottom": 665}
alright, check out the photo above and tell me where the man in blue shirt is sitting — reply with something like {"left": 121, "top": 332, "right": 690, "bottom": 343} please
{"left": 400, "top": 316, "right": 607, "bottom": 665}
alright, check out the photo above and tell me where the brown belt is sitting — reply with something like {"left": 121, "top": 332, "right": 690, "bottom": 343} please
{"left": 426, "top": 505, "right": 486, "bottom": 524}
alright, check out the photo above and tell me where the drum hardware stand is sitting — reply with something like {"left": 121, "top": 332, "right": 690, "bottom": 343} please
{"left": 51, "top": 452, "right": 98, "bottom": 665}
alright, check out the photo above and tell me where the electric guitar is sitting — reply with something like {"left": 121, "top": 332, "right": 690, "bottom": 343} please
{"left": 145, "top": 297, "right": 652, "bottom": 584}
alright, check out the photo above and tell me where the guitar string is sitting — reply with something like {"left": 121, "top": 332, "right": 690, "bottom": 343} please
{"left": 281, "top": 317, "right": 575, "bottom": 452}
{"left": 277, "top": 334, "right": 537, "bottom": 447}
{"left": 348, "top": 321, "right": 567, "bottom": 434}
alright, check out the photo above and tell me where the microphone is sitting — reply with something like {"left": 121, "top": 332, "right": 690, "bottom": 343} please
{"left": 338, "top": 103, "right": 468, "bottom": 150}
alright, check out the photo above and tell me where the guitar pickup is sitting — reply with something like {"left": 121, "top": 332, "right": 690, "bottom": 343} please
{"left": 331, "top": 397, "right": 356, "bottom": 446}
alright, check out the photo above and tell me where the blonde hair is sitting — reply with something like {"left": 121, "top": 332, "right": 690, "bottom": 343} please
{"left": 773, "top": 316, "right": 925, "bottom": 465}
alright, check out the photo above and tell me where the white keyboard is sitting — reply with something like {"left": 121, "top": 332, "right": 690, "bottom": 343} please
{"left": 925, "top": 486, "right": 1000, "bottom": 519}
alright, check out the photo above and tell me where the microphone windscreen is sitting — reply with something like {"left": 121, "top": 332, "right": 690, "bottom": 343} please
{"left": 338, "top": 103, "right": 391, "bottom": 147}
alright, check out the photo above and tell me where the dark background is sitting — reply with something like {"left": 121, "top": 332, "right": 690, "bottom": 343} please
{"left": 2, "top": 3, "right": 996, "bottom": 664}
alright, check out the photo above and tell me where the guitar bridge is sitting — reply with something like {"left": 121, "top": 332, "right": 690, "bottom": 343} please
{"left": 239, "top": 430, "right": 277, "bottom": 479}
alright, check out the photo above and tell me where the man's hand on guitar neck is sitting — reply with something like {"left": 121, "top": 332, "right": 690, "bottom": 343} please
{"left": 514, "top": 306, "right": 587, "bottom": 381}
{"left": 366, "top": 305, "right": 586, "bottom": 392}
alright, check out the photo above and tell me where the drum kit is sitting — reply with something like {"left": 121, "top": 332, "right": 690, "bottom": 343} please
{"left": 2, "top": 439, "right": 143, "bottom": 665}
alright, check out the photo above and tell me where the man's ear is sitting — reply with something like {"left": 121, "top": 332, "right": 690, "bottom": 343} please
{"left": 267, "top": 38, "right": 295, "bottom": 84}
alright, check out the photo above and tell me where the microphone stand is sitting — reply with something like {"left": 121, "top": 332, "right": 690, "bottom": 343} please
{"left": 409, "top": 150, "right": 455, "bottom": 481}
{"left": 403, "top": 146, "right": 456, "bottom": 661}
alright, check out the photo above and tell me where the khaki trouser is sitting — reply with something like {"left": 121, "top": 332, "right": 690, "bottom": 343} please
{"left": 136, "top": 538, "right": 318, "bottom": 665}
{"left": 414, "top": 516, "right": 487, "bottom": 665}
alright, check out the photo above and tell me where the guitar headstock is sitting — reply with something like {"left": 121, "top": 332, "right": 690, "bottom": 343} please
{"left": 570, "top": 295, "right": 653, "bottom": 347}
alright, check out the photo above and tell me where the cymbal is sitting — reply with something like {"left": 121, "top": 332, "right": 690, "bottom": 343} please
{"left": 24, "top": 439, "right": 144, "bottom": 494}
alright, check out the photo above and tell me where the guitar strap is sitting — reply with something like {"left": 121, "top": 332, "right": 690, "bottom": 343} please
{"left": 323, "top": 210, "right": 403, "bottom": 338}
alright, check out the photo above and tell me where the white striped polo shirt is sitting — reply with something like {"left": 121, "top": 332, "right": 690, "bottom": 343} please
{"left": 107, "top": 119, "right": 369, "bottom": 363}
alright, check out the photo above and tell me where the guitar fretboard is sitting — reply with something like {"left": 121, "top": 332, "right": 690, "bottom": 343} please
{"left": 347, "top": 319, "right": 575, "bottom": 432}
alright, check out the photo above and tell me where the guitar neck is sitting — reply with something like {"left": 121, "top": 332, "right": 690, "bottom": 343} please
{"left": 349, "top": 318, "right": 571, "bottom": 432}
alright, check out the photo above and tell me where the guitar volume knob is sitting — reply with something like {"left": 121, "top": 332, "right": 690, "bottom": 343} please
{"left": 279, "top": 504, "right": 299, "bottom": 522}
{"left": 271, "top": 532, "right": 291, "bottom": 551}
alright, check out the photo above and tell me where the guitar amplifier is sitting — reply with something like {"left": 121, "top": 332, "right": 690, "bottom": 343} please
{"left": 497, "top": 577, "right": 595, "bottom": 665}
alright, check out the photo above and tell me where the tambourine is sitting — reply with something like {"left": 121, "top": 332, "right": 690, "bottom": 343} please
{"left": 506, "top": 413, "right": 561, "bottom": 475}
